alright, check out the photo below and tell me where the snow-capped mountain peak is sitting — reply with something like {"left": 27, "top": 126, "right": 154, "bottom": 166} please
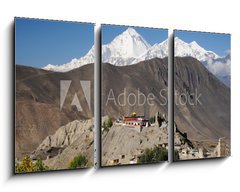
{"left": 102, "top": 27, "right": 151, "bottom": 65}
{"left": 174, "top": 37, "right": 220, "bottom": 62}
{"left": 174, "top": 37, "right": 230, "bottom": 86}
{"left": 42, "top": 46, "right": 94, "bottom": 72}
{"left": 174, "top": 37, "right": 188, "bottom": 45}
{"left": 123, "top": 27, "right": 141, "bottom": 36}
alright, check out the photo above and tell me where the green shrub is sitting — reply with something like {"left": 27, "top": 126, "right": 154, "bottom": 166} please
{"left": 102, "top": 116, "right": 112, "bottom": 132}
{"left": 69, "top": 154, "right": 87, "bottom": 169}
{"left": 107, "top": 116, "right": 113, "bottom": 128}
{"left": 15, "top": 155, "right": 48, "bottom": 173}
{"left": 34, "top": 159, "right": 49, "bottom": 171}
{"left": 138, "top": 147, "right": 168, "bottom": 163}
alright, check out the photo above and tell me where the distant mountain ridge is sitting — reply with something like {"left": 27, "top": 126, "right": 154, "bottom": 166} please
{"left": 42, "top": 27, "right": 230, "bottom": 86}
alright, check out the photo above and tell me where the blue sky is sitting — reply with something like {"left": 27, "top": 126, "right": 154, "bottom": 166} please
{"left": 15, "top": 18, "right": 94, "bottom": 68}
{"left": 174, "top": 30, "right": 230, "bottom": 57}
{"left": 102, "top": 24, "right": 168, "bottom": 45}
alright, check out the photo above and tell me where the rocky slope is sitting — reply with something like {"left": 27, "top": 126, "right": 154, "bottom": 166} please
{"left": 31, "top": 119, "right": 94, "bottom": 169}
{"left": 101, "top": 114, "right": 168, "bottom": 166}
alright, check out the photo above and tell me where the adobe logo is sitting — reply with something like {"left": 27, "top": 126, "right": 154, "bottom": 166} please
{"left": 60, "top": 80, "right": 91, "bottom": 112}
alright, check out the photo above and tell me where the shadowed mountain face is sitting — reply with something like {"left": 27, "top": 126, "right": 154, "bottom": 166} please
{"left": 174, "top": 57, "right": 230, "bottom": 141}
{"left": 15, "top": 64, "right": 94, "bottom": 159}
{"left": 102, "top": 58, "right": 168, "bottom": 119}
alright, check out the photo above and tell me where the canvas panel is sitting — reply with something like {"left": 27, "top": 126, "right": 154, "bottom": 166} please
{"left": 101, "top": 24, "right": 169, "bottom": 167}
{"left": 173, "top": 30, "right": 231, "bottom": 161}
{"left": 15, "top": 18, "right": 95, "bottom": 172}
